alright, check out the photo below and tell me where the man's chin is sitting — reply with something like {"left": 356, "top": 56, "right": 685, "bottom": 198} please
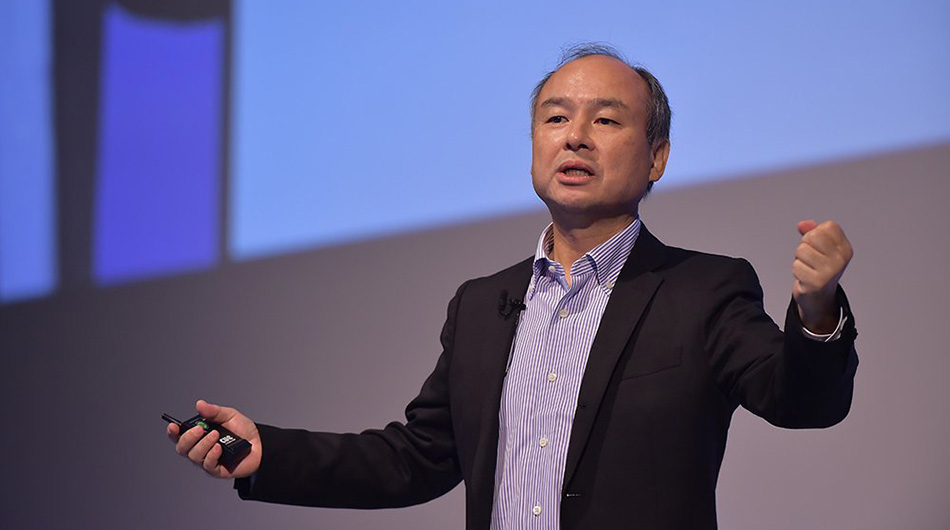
{"left": 544, "top": 200, "right": 639, "bottom": 226}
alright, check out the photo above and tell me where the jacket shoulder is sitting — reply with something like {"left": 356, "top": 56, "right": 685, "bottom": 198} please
{"left": 658, "top": 244, "right": 758, "bottom": 283}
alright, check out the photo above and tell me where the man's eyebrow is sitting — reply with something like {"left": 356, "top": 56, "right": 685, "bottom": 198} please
{"left": 590, "top": 98, "right": 629, "bottom": 110}
{"left": 538, "top": 97, "right": 573, "bottom": 109}
{"left": 538, "top": 97, "right": 630, "bottom": 110}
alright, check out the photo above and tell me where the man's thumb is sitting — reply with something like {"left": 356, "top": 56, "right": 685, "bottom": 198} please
{"left": 797, "top": 220, "right": 818, "bottom": 236}
{"left": 196, "top": 399, "right": 224, "bottom": 421}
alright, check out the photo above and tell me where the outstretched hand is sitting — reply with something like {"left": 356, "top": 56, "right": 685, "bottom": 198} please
{"left": 792, "top": 220, "right": 853, "bottom": 334}
{"left": 167, "top": 399, "right": 262, "bottom": 479}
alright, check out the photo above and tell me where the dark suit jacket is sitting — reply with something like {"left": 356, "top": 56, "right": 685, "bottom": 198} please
{"left": 236, "top": 226, "right": 858, "bottom": 529}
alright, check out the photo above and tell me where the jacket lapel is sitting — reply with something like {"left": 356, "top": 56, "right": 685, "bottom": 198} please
{"left": 470, "top": 258, "right": 534, "bottom": 528}
{"left": 562, "top": 226, "right": 667, "bottom": 488}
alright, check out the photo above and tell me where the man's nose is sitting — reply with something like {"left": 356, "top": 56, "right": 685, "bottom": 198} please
{"left": 565, "top": 121, "right": 591, "bottom": 151}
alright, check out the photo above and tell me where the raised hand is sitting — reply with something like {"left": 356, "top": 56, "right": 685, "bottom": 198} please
{"left": 792, "top": 220, "right": 853, "bottom": 334}
{"left": 167, "top": 399, "right": 262, "bottom": 479}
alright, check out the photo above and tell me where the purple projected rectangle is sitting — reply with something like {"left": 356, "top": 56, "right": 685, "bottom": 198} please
{"left": 94, "top": 5, "right": 222, "bottom": 285}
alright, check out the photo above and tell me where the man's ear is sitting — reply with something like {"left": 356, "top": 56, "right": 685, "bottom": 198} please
{"left": 649, "top": 140, "right": 671, "bottom": 183}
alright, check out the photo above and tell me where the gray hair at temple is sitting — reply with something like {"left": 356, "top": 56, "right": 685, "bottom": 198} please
{"left": 530, "top": 42, "right": 672, "bottom": 151}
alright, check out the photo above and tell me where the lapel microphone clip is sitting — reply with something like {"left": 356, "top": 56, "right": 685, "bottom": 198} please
{"left": 498, "top": 289, "right": 526, "bottom": 320}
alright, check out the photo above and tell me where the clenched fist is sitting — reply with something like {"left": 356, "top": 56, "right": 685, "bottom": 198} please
{"left": 792, "top": 220, "right": 853, "bottom": 334}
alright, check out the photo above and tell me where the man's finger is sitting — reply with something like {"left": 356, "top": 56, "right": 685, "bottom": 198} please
{"left": 792, "top": 259, "right": 821, "bottom": 288}
{"left": 802, "top": 226, "right": 841, "bottom": 255}
{"left": 175, "top": 425, "right": 206, "bottom": 456}
{"left": 187, "top": 429, "right": 219, "bottom": 466}
{"left": 196, "top": 399, "right": 235, "bottom": 425}
{"left": 794, "top": 242, "right": 825, "bottom": 270}
{"left": 202, "top": 441, "right": 224, "bottom": 474}
{"left": 195, "top": 399, "right": 220, "bottom": 419}
{"left": 167, "top": 422, "right": 180, "bottom": 443}
{"left": 797, "top": 219, "right": 818, "bottom": 236}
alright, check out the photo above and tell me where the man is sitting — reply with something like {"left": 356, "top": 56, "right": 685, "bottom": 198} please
{"left": 168, "top": 44, "right": 856, "bottom": 529}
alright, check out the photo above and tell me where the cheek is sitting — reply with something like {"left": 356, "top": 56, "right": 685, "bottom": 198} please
{"left": 614, "top": 140, "right": 652, "bottom": 174}
{"left": 530, "top": 139, "right": 553, "bottom": 177}
{"left": 529, "top": 150, "right": 543, "bottom": 192}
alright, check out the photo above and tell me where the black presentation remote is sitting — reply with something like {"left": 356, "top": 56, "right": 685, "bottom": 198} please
{"left": 162, "top": 413, "right": 252, "bottom": 466}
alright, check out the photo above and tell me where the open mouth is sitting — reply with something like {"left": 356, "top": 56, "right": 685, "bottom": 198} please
{"left": 558, "top": 160, "right": 595, "bottom": 178}
{"left": 563, "top": 168, "right": 593, "bottom": 176}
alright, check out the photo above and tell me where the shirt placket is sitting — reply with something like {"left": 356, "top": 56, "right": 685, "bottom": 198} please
{"left": 530, "top": 266, "right": 591, "bottom": 527}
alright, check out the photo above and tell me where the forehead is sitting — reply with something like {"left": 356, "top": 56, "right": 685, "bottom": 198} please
{"left": 538, "top": 55, "right": 648, "bottom": 111}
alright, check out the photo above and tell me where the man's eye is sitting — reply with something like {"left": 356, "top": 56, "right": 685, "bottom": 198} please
{"left": 547, "top": 116, "right": 567, "bottom": 124}
{"left": 595, "top": 117, "right": 617, "bottom": 125}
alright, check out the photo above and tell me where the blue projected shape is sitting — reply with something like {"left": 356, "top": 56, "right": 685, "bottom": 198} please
{"left": 0, "top": 0, "right": 55, "bottom": 303}
{"left": 231, "top": 0, "right": 950, "bottom": 260}
{"left": 94, "top": 5, "right": 223, "bottom": 285}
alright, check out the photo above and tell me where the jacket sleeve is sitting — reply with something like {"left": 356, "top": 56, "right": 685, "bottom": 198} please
{"left": 705, "top": 258, "right": 858, "bottom": 428}
{"left": 233, "top": 282, "right": 469, "bottom": 508}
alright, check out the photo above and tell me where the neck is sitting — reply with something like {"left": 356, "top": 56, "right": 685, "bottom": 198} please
{"left": 548, "top": 213, "right": 637, "bottom": 284}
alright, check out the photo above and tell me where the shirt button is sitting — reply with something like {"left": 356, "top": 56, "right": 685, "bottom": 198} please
{"left": 548, "top": 265, "right": 556, "bottom": 273}
{"left": 539, "top": 437, "right": 548, "bottom": 448}
{"left": 606, "top": 280, "right": 616, "bottom": 289}
{"left": 558, "top": 308, "right": 568, "bottom": 318}
{"left": 547, "top": 372, "right": 557, "bottom": 382}
{"left": 532, "top": 505, "right": 542, "bottom": 516}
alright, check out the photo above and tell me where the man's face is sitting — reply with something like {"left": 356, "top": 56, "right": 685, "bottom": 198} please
{"left": 531, "top": 55, "right": 669, "bottom": 223}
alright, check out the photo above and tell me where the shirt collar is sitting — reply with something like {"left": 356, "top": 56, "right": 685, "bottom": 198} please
{"left": 529, "top": 218, "right": 641, "bottom": 297}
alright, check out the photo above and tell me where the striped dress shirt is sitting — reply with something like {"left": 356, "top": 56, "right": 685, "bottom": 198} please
{"left": 490, "top": 218, "right": 641, "bottom": 529}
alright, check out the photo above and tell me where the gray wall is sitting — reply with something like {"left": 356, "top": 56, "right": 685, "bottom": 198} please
{"left": 2, "top": 142, "right": 948, "bottom": 529}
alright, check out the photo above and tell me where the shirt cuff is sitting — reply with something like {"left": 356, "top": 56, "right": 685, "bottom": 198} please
{"left": 801, "top": 307, "right": 847, "bottom": 342}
